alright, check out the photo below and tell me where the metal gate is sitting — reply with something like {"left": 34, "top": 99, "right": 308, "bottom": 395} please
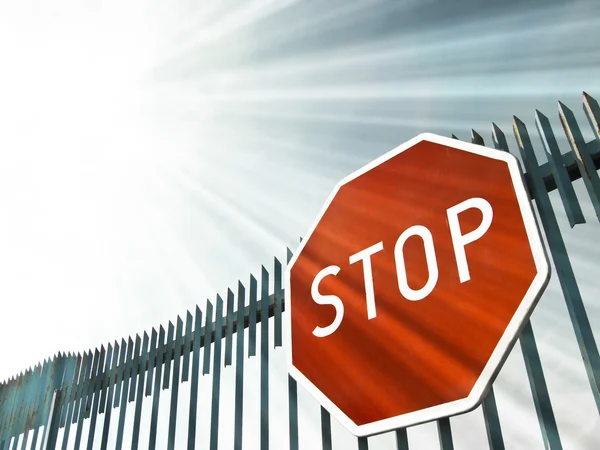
{"left": 1, "top": 91, "right": 600, "bottom": 450}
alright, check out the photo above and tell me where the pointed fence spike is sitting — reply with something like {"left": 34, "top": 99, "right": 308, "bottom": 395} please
{"left": 535, "top": 109, "right": 585, "bottom": 227}
{"left": 558, "top": 100, "right": 600, "bottom": 220}
{"left": 203, "top": 300, "right": 215, "bottom": 375}
{"left": 163, "top": 322, "right": 175, "bottom": 390}
{"left": 145, "top": 328, "right": 158, "bottom": 397}
{"left": 471, "top": 129, "right": 484, "bottom": 145}
{"left": 583, "top": 91, "right": 600, "bottom": 140}
{"left": 274, "top": 256, "right": 284, "bottom": 348}
{"left": 248, "top": 275, "right": 258, "bottom": 357}
{"left": 492, "top": 123, "right": 510, "bottom": 152}
{"left": 182, "top": 311, "right": 193, "bottom": 382}
{"left": 224, "top": 289, "right": 235, "bottom": 367}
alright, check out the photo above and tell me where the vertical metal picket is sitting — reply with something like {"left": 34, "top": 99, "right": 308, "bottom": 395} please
{"left": 80, "top": 348, "right": 104, "bottom": 450}
{"left": 182, "top": 312, "right": 193, "bottom": 383}
{"left": 260, "top": 266, "right": 270, "bottom": 450}
{"left": 249, "top": 275, "right": 258, "bottom": 357}
{"left": 187, "top": 306, "right": 203, "bottom": 450}
{"left": 60, "top": 353, "right": 81, "bottom": 450}
{"left": 203, "top": 302, "right": 214, "bottom": 376}
{"left": 274, "top": 257, "right": 283, "bottom": 348}
{"left": 437, "top": 418, "right": 454, "bottom": 450}
{"left": 100, "top": 342, "right": 120, "bottom": 450}
{"left": 287, "top": 247, "right": 300, "bottom": 450}
{"left": 493, "top": 121, "right": 564, "bottom": 450}
{"left": 149, "top": 326, "right": 166, "bottom": 450}
{"left": 209, "top": 296, "right": 225, "bottom": 450}
{"left": 395, "top": 429, "right": 409, "bottom": 450}
{"left": 469, "top": 129, "right": 506, "bottom": 450}
{"left": 163, "top": 323, "right": 175, "bottom": 391}
{"left": 129, "top": 336, "right": 142, "bottom": 404}
{"left": 583, "top": 92, "right": 600, "bottom": 142}
{"left": 168, "top": 317, "right": 184, "bottom": 450}
{"left": 534, "top": 110, "right": 585, "bottom": 227}
{"left": 87, "top": 345, "right": 111, "bottom": 450}
{"left": 115, "top": 337, "right": 135, "bottom": 449}
{"left": 358, "top": 436, "right": 369, "bottom": 450}
{"left": 225, "top": 289, "right": 235, "bottom": 367}
{"left": 30, "top": 360, "right": 50, "bottom": 450}
{"left": 234, "top": 282, "right": 246, "bottom": 450}
{"left": 320, "top": 406, "right": 332, "bottom": 450}
{"left": 131, "top": 333, "right": 149, "bottom": 450}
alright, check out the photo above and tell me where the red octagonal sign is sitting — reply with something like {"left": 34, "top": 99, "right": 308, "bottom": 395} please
{"left": 285, "top": 133, "right": 550, "bottom": 437}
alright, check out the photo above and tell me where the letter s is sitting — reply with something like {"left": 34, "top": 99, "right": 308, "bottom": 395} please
{"left": 311, "top": 266, "right": 344, "bottom": 338}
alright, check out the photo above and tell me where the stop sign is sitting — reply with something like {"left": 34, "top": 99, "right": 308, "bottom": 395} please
{"left": 284, "top": 133, "right": 549, "bottom": 437}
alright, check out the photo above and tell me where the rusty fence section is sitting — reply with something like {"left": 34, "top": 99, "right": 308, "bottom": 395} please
{"left": 1, "top": 92, "right": 600, "bottom": 450}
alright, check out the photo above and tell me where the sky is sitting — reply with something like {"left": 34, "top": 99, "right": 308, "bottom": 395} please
{"left": 0, "top": 0, "right": 600, "bottom": 448}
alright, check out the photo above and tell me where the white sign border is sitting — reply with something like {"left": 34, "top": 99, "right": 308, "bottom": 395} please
{"left": 284, "top": 132, "right": 551, "bottom": 437}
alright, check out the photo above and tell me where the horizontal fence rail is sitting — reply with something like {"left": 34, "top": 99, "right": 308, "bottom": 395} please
{"left": 1, "top": 91, "right": 599, "bottom": 450}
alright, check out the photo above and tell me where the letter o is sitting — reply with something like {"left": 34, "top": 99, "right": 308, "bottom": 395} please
{"left": 394, "top": 225, "right": 439, "bottom": 301}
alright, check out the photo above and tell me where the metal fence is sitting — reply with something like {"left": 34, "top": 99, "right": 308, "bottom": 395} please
{"left": 1, "top": 91, "right": 600, "bottom": 450}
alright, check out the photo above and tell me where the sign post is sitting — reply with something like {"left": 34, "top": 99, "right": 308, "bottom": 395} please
{"left": 285, "top": 133, "right": 550, "bottom": 437}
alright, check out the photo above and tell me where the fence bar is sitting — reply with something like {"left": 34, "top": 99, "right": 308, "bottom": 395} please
{"left": 71, "top": 353, "right": 91, "bottom": 425}
{"left": 145, "top": 330, "right": 158, "bottom": 398}
{"left": 129, "top": 335, "right": 142, "bottom": 404}
{"left": 1, "top": 381, "right": 16, "bottom": 442}
{"left": 60, "top": 355, "right": 82, "bottom": 449}
{"left": 467, "top": 130, "right": 506, "bottom": 450}
{"left": 320, "top": 406, "right": 332, "bottom": 450}
{"left": 99, "top": 344, "right": 114, "bottom": 414}
{"left": 115, "top": 337, "right": 135, "bottom": 449}
{"left": 225, "top": 289, "right": 235, "bottom": 367}
{"left": 73, "top": 351, "right": 96, "bottom": 448}
{"left": 559, "top": 102, "right": 600, "bottom": 220}
{"left": 39, "top": 356, "right": 60, "bottom": 449}
{"left": 14, "top": 368, "right": 31, "bottom": 448}
{"left": 113, "top": 341, "right": 127, "bottom": 410}
{"left": 148, "top": 327, "right": 166, "bottom": 450}
{"left": 583, "top": 92, "right": 600, "bottom": 142}
{"left": 131, "top": 332, "right": 149, "bottom": 450}
{"left": 182, "top": 312, "right": 193, "bottom": 382}
{"left": 395, "top": 429, "right": 409, "bottom": 450}
{"left": 274, "top": 257, "right": 283, "bottom": 348}
{"left": 58, "top": 357, "right": 77, "bottom": 428}
{"left": 286, "top": 247, "right": 300, "bottom": 450}
{"left": 514, "top": 115, "right": 600, "bottom": 415}
{"left": 249, "top": 275, "right": 258, "bottom": 357}
{"left": 77, "top": 350, "right": 102, "bottom": 449}
{"left": 203, "top": 302, "right": 214, "bottom": 375}
{"left": 209, "top": 296, "right": 225, "bottom": 450}
{"left": 520, "top": 322, "right": 563, "bottom": 449}
{"left": 437, "top": 418, "right": 454, "bottom": 450}
{"left": 13, "top": 369, "right": 29, "bottom": 450}
{"left": 187, "top": 306, "right": 203, "bottom": 450}
{"left": 534, "top": 110, "right": 585, "bottom": 227}
{"left": 87, "top": 345, "right": 110, "bottom": 450}
{"left": 100, "top": 342, "right": 120, "bottom": 450}
{"left": 493, "top": 121, "right": 564, "bottom": 448}
{"left": 29, "top": 360, "right": 50, "bottom": 449}
{"left": 358, "top": 436, "right": 369, "bottom": 450}
{"left": 41, "top": 390, "right": 60, "bottom": 450}
{"left": 233, "top": 282, "right": 246, "bottom": 450}
{"left": 163, "top": 323, "right": 175, "bottom": 390}
{"left": 168, "top": 317, "right": 184, "bottom": 450}
{"left": 20, "top": 366, "right": 39, "bottom": 450}
{"left": 482, "top": 388, "right": 505, "bottom": 450}
{"left": 260, "top": 266, "right": 270, "bottom": 450}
